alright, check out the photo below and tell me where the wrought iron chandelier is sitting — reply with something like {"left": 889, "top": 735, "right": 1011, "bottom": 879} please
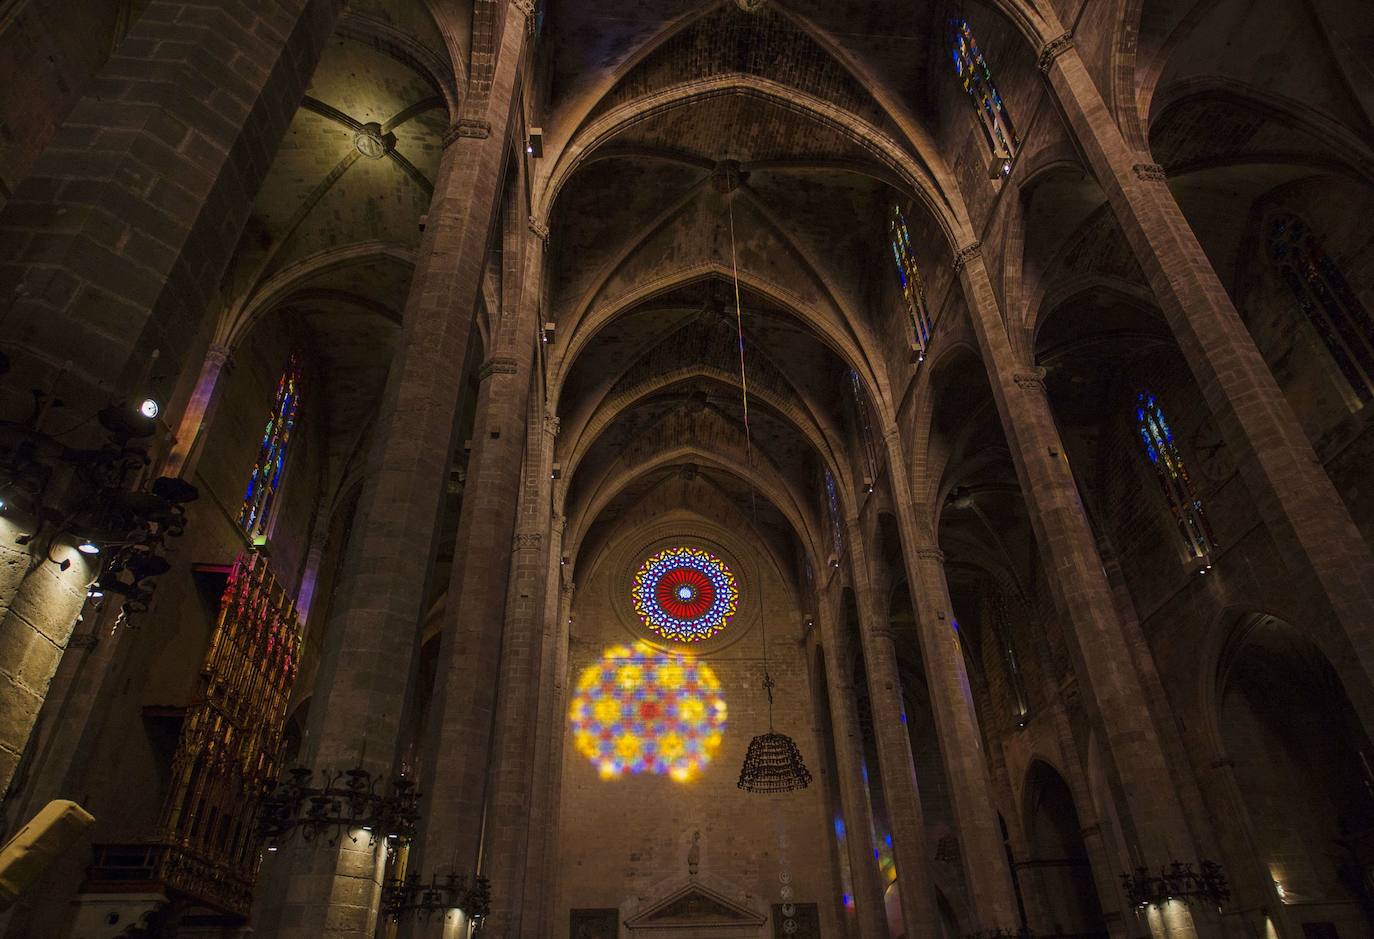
{"left": 1121, "top": 859, "right": 1230, "bottom": 910}
{"left": 258, "top": 765, "right": 421, "bottom": 851}
{"left": 739, "top": 698, "right": 814, "bottom": 793}
{"left": 719, "top": 190, "right": 811, "bottom": 794}
{"left": 0, "top": 354, "right": 197, "bottom": 619}
{"left": 381, "top": 871, "right": 490, "bottom": 927}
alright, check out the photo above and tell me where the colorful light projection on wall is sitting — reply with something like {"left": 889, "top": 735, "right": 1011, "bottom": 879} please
{"left": 631, "top": 547, "right": 739, "bottom": 643}
{"left": 569, "top": 643, "right": 728, "bottom": 783}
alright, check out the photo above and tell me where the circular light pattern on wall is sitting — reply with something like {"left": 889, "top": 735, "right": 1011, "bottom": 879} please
{"left": 569, "top": 643, "right": 728, "bottom": 782}
{"left": 631, "top": 547, "right": 739, "bottom": 642}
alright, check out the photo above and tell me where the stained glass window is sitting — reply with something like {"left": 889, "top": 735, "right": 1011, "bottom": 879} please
{"left": 849, "top": 370, "right": 880, "bottom": 485}
{"left": 990, "top": 591, "right": 1030, "bottom": 726}
{"left": 951, "top": 18, "right": 1017, "bottom": 169}
{"left": 889, "top": 204, "right": 935, "bottom": 363}
{"left": 824, "top": 468, "right": 844, "bottom": 558}
{"left": 1135, "top": 390, "right": 1215, "bottom": 564}
{"left": 569, "top": 643, "right": 727, "bottom": 782}
{"left": 239, "top": 352, "right": 302, "bottom": 537}
{"left": 1268, "top": 214, "right": 1374, "bottom": 403}
{"left": 631, "top": 547, "right": 739, "bottom": 643}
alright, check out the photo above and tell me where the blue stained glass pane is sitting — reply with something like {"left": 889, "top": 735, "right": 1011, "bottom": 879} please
{"left": 239, "top": 352, "right": 303, "bottom": 537}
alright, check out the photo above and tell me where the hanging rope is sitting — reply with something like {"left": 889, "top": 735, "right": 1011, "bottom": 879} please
{"left": 726, "top": 196, "right": 775, "bottom": 728}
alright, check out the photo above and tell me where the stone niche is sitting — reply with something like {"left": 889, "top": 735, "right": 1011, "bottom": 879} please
{"left": 623, "top": 881, "right": 767, "bottom": 938}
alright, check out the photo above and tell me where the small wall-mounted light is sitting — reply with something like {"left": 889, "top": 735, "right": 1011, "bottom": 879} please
{"left": 88, "top": 587, "right": 104, "bottom": 599}
{"left": 542, "top": 322, "right": 556, "bottom": 344}
{"left": 527, "top": 127, "right": 544, "bottom": 158}
{"left": 138, "top": 397, "right": 160, "bottom": 420}
{"left": 862, "top": 477, "right": 874, "bottom": 494}
{"left": 77, "top": 541, "right": 100, "bottom": 555}
{"left": 827, "top": 554, "right": 839, "bottom": 570}
{"left": 550, "top": 462, "right": 562, "bottom": 480}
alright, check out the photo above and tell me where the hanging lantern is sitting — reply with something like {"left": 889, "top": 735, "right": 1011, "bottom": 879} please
{"left": 738, "top": 730, "right": 812, "bottom": 794}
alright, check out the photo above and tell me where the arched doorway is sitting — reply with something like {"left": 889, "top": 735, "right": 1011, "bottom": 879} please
{"left": 1219, "top": 613, "right": 1374, "bottom": 935}
{"left": 1023, "top": 760, "right": 1108, "bottom": 937}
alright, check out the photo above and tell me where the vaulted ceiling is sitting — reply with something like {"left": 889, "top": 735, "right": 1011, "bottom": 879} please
{"left": 542, "top": 0, "right": 975, "bottom": 580}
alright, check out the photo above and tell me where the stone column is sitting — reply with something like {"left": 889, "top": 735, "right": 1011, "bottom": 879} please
{"left": 478, "top": 403, "right": 560, "bottom": 938}
{"left": 400, "top": 149, "right": 544, "bottom": 937}
{"left": 956, "top": 246, "right": 1218, "bottom": 937}
{"left": 0, "top": 539, "right": 99, "bottom": 796}
{"left": 816, "top": 584, "right": 889, "bottom": 939}
{"left": 900, "top": 531, "right": 1021, "bottom": 931}
{"left": 0, "top": 0, "right": 346, "bottom": 413}
{"left": 267, "top": 8, "right": 531, "bottom": 932}
{"left": 518, "top": 503, "right": 566, "bottom": 933}
{"left": 844, "top": 516, "right": 939, "bottom": 939}
{"left": 538, "top": 579, "right": 575, "bottom": 939}
{"left": 1039, "top": 33, "right": 1374, "bottom": 728}
{"left": 885, "top": 431, "right": 1020, "bottom": 933}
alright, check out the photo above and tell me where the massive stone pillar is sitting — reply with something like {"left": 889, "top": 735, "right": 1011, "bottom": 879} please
{"left": 883, "top": 438, "right": 1021, "bottom": 934}
{"left": 1039, "top": 33, "right": 1374, "bottom": 729}
{"left": 517, "top": 504, "right": 567, "bottom": 933}
{"left": 399, "top": 150, "right": 544, "bottom": 938}
{"left": 844, "top": 517, "right": 939, "bottom": 939}
{"left": 816, "top": 585, "right": 889, "bottom": 939}
{"left": 956, "top": 247, "right": 1219, "bottom": 937}
{"left": 537, "top": 579, "right": 575, "bottom": 939}
{"left": 0, "top": 0, "right": 347, "bottom": 811}
{"left": 267, "top": 7, "right": 531, "bottom": 933}
{"left": 471, "top": 393, "right": 560, "bottom": 939}
{"left": 0, "top": 0, "right": 346, "bottom": 408}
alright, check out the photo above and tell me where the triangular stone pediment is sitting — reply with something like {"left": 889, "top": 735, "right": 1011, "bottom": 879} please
{"left": 625, "top": 882, "right": 766, "bottom": 931}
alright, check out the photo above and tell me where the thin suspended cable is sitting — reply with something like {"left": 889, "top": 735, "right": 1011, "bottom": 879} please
{"left": 726, "top": 195, "right": 775, "bottom": 729}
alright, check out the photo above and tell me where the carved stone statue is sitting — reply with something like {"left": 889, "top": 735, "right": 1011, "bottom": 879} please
{"left": 688, "top": 830, "right": 701, "bottom": 878}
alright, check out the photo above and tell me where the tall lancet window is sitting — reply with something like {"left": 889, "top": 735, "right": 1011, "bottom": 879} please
{"left": 824, "top": 468, "right": 844, "bottom": 560}
{"left": 240, "top": 352, "right": 303, "bottom": 537}
{"left": 1135, "top": 390, "right": 1215, "bottom": 566}
{"left": 1268, "top": 214, "right": 1374, "bottom": 403}
{"left": 952, "top": 17, "right": 1018, "bottom": 171}
{"left": 889, "top": 204, "right": 935, "bottom": 362}
{"left": 849, "top": 370, "right": 880, "bottom": 489}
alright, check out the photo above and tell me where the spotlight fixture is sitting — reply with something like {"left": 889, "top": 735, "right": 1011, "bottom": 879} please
{"left": 0, "top": 364, "right": 198, "bottom": 620}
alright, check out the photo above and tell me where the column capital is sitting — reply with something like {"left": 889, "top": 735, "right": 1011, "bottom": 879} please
{"left": 916, "top": 546, "right": 945, "bottom": 563}
{"left": 869, "top": 625, "right": 897, "bottom": 643}
{"left": 1012, "top": 367, "right": 1047, "bottom": 393}
{"left": 515, "top": 531, "right": 542, "bottom": 549}
{"left": 552, "top": 513, "right": 567, "bottom": 533}
{"left": 883, "top": 424, "right": 901, "bottom": 444}
{"left": 1037, "top": 31, "right": 1075, "bottom": 74}
{"left": 443, "top": 117, "right": 492, "bottom": 147}
{"left": 543, "top": 412, "right": 561, "bottom": 437}
{"left": 528, "top": 215, "right": 550, "bottom": 242}
{"left": 561, "top": 580, "right": 576, "bottom": 598}
{"left": 1132, "top": 162, "right": 1168, "bottom": 183}
{"left": 479, "top": 356, "right": 519, "bottom": 381}
{"left": 205, "top": 342, "right": 232, "bottom": 367}
{"left": 513, "top": 0, "right": 535, "bottom": 19}
{"left": 952, "top": 241, "right": 982, "bottom": 274}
